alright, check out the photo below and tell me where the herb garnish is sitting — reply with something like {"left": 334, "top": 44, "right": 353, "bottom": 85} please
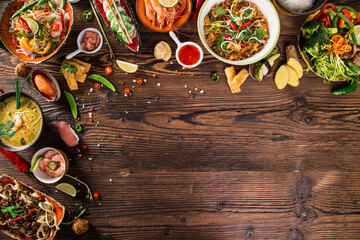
{"left": 252, "top": 27, "right": 266, "bottom": 41}
{"left": 0, "top": 121, "right": 16, "bottom": 139}
{"left": 65, "top": 174, "right": 93, "bottom": 201}
{"left": 216, "top": 6, "right": 226, "bottom": 16}
{"left": 14, "top": 72, "right": 30, "bottom": 110}
{"left": 61, "top": 63, "right": 78, "bottom": 74}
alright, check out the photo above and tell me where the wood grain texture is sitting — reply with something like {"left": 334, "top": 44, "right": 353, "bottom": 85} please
{"left": 1, "top": 0, "right": 360, "bottom": 239}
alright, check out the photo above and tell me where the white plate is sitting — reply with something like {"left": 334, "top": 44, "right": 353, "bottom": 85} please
{"left": 197, "top": 0, "right": 280, "bottom": 65}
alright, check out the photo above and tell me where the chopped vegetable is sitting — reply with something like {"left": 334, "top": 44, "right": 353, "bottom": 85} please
{"left": 88, "top": 74, "right": 116, "bottom": 92}
{"left": 124, "top": 88, "right": 130, "bottom": 94}
{"left": 83, "top": 10, "right": 94, "bottom": 21}
{"left": 332, "top": 76, "right": 359, "bottom": 95}
{"left": 136, "top": 78, "right": 143, "bottom": 85}
{"left": 105, "top": 67, "right": 113, "bottom": 75}
{"left": 94, "top": 83, "right": 101, "bottom": 89}
{"left": 64, "top": 91, "right": 78, "bottom": 119}
{"left": 211, "top": 72, "right": 219, "bottom": 82}
{"left": 51, "top": 23, "right": 59, "bottom": 31}
{"left": 93, "top": 192, "right": 99, "bottom": 198}
{"left": 75, "top": 123, "right": 82, "bottom": 132}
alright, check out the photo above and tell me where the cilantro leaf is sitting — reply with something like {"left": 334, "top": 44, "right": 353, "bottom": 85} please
{"left": 217, "top": 38, "right": 225, "bottom": 50}
{"left": 66, "top": 66, "right": 77, "bottom": 74}
{"left": 0, "top": 124, "right": 6, "bottom": 137}
{"left": 6, "top": 120, "right": 14, "bottom": 129}
{"left": 5, "top": 130, "right": 16, "bottom": 139}
{"left": 252, "top": 28, "right": 266, "bottom": 41}
{"left": 216, "top": 6, "right": 226, "bottom": 16}
{"left": 61, "top": 63, "right": 69, "bottom": 70}
{"left": 237, "top": 31, "right": 249, "bottom": 42}
{"left": 243, "top": 8, "right": 253, "bottom": 18}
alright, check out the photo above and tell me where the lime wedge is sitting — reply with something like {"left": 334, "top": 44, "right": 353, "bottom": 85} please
{"left": 116, "top": 60, "right": 138, "bottom": 73}
{"left": 353, "top": 25, "right": 360, "bottom": 45}
{"left": 24, "top": 17, "right": 39, "bottom": 35}
{"left": 56, "top": 183, "right": 77, "bottom": 197}
{"left": 159, "top": 0, "right": 178, "bottom": 8}
{"left": 50, "top": 0, "right": 66, "bottom": 9}
{"left": 30, "top": 155, "right": 43, "bottom": 172}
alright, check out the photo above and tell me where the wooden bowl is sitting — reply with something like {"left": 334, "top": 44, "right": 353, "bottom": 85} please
{"left": 0, "top": 0, "right": 74, "bottom": 64}
{"left": 272, "top": 0, "right": 327, "bottom": 16}
{"left": 136, "top": 0, "right": 192, "bottom": 32}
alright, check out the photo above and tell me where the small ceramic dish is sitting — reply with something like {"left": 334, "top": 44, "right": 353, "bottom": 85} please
{"left": 169, "top": 31, "right": 203, "bottom": 68}
{"left": 272, "top": 0, "right": 327, "bottom": 16}
{"left": 66, "top": 27, "right": 103, "bottom": 59}
{"left": 31, "top": 147, "right": 69, "bottom": 184}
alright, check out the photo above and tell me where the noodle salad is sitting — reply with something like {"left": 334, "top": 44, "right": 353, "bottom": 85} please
{"left": 0, "top": 176, "right": 63, "bottom": 240}
{"left": 9, "top": 0, "right": 69, "bottom": 59}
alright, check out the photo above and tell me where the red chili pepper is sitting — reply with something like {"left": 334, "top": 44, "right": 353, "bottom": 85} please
{"left": 124, "top": 88, "right": 130, "bottom": 94}
{"left": 121, "top": 81, "right": 125, "bottom": 85}
{"left": 51, "top": 23, "right": 59, "bottom": 31}
{"left": 236, "top": 21, "right": 252, "bottom": 33}
{"left": 338, "top": 18, "right": 344, "bottom": 27}
{"left": 240, "top": 42, "right": 246, "bottom": 47}
{"left": 78, "top": 154, "right": 83, "bottom": 157}
{"left": 0, "top": 148, "right": 29, "bottom": 173}
{"left": 325, "top": 15, "right": 332, "bottom": 28}
{"left": 224, "top": 34, "right": 233, "bottom": 40}
{"left": 20, "top": 17, "right": 31, "bottom": 32}
{"left": 90, "top": 107, "right": 94, "bottom": 111}
{"left": 59, "top": 10, "right": 65, "bottom": 39}
{"left": 11, "top": 32, "right": 20, "bottom": 49}
{"left": 82, "top": 144, "right": 87, "bottom": 149}
{"left": 182, "top": 66, "right": 186, "bottom": 70}
{"left": 225, "top": 16, "right": 237, "bottom": 30}
{"left": 93, "top": 192, "right": 99, "bottom": 198}
{"left": 341, "top": 9, "right": 352, "bottom": 20}
{"left": 320, "top": 3, "right": 335, "bottom": 14}
{"left": 105, "top": 67, "right": 113, "bottom": 74}
{"left": 94, "top": 83, "right": 101, "bottom": 89}
{"left": 313, "top": 12, "right": 324, "bottom": 21}
{"left": 89, "top": 167, "right": 93, "bottom": 172}
{"left": 10, "top": 216, "right": 22, "bottom": 222}
{"left": 90, "top": 118, "right": 93, "bottom": 122}
{"left": 44, "top": 6, "right": 50, "bottom": 11}
{"left": 26, "top": 209, "right": 33, "bottom": 218}
{"left": 177, "top": 72, "right": 181, "bottom": 76}
{"left": 0, "top": 88, "right": 3, "bottom": 93}
{"left": 190, "top": 0, "right": 205, "bottom": 23}
{"left": 358, "top": 12, "right": 360, "bottom": 24}
{"left": 152, "top": 73, "right": 156, "bottom": 77}
{"left": 136, "top": 78, "right": 142, "bottom": 85}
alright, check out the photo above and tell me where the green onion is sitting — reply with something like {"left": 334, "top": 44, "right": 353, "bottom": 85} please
{"left": 14, "top": 72, "right": 30, "bottom": 110}
{"left": 88, "top": 74, "right": 116, "bottom": 92}
{"left": 64, "top": 91, "right": 78, "bottom": 119}
{"left": 65, "top": 174, "right": 93, "bottom": 201}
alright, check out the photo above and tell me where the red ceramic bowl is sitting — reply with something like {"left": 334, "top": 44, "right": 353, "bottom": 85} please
{"left": 0, "top": 0, "right": 74, "bottom": 64}
{"left": 136, "top": 0, "right": 192, "bottom": 32}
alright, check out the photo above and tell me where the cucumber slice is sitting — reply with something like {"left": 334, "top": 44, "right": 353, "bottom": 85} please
{"left": 30, "top": 155, "right": 43, "bottom": 172}
{"left": 24, "top": 16, "right": 40, "bottom": 35}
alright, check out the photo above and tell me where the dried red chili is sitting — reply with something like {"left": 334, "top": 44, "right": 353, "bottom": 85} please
{"left": 152, "top": 73, "right": 156, "bottom": 77}
{"left": 90, "top": 107, "right": 94, "bottom": 111}
{"left": 94, "top": 83, "right": 101, "bottom": 89}
{"left": 78, "top": 154, "right": 83, "bottom": 158}
{"left": 105, "top": 67, "right": 113, "bottom": 75}
{"left": 136, "top": 78, "right": 142, "bottom": 85}
{"left": 0, "top": 148, "right": 29, "bottom": 173}
{"left": 93, "top": 192, "right": 99, "bottom": 198}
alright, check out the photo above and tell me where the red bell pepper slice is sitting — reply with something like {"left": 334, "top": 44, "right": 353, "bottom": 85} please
{"left": 236, "top": 22, "right": 252, "bottom": 33}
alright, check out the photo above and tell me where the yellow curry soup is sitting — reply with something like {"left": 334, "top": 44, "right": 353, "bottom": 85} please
{"left": 0, "top": 96, "right": 42, "bottom": 148}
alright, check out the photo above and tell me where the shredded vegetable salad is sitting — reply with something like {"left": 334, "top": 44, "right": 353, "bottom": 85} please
{"left": 9, "top": 0, "right": 69, "bottom": 59}
{"left": 204, "top": 0, "right": 269, "bottom": 60}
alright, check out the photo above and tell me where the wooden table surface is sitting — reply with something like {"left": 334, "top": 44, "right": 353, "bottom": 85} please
{"left": 1, "top": 0, "right": 360, "bottom": 239}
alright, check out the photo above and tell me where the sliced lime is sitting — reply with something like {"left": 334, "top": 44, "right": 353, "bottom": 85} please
{"left": 50, "top": 0, "right": 66, "bottom": 9}
{"left": 159, "top": 0, "right": 178, "bottom": 8}
{"left": 30, "top": 155, "right": 43, "bottom": 172}
{"left": 24, "top": 17, "right": 39, "bottom": 35}
{"left": 116, "top": 60, "right": 138, "bottom": 73}
{"left": 353, "top": 25, "right": 360, "bottom": 45}
{"left": 56, "top": 183, "right": 77, "bottom": 197}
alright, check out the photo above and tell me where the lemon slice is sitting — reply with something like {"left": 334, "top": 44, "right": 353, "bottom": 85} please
{"left": 159, "top": 0, "right": 178, "bottom": 8}
{"left": 116, "top": 60, "right": 138, "bottom": 73}
{"left": 50, "top": 0, "right": 66, "bottom": 9}
{"left": 30, "top": 155, "right": 43, "bottom": 172}
{"left": 353, "top": 25, "right": 360, "bottom": 45}
{"left": 56, "top": 183, "right": 77, "bottom": 197}
{"left": 24, "top": 17, "right": 39, "bottom": 35}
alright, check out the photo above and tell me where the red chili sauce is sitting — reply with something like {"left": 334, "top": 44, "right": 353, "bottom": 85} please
{"left": 178, "top": 44, "right": 200, "bottom": 66}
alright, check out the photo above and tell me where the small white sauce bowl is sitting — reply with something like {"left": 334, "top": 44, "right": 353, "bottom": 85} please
{"left": 169, "top": 31, "right": 203, "bottom": 69}
{"left": 31, "top": 147, "right": 69, "bottom": 184}
{"left": 66, "top": 27, "right": 103, "bottom": 59}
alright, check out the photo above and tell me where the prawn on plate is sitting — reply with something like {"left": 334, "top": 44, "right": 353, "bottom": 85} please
{"left": 144, "top": 0, "right": 187, "bottom": 29}
{"left": 39, "top": 151, "right": 65, "bottom": 178}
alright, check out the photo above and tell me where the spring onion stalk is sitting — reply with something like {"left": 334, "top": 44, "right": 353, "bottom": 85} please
{"left": 65, "top": 174, "right": 93, "bottom": 201}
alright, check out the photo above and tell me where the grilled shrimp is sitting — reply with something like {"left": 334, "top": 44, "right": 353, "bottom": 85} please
{"left": 149, "top": 0, "right": 173, "bottom": 28}
{"left": 44, "top": 150, "right": 58, "bottom": 159}
{"left": 39, "top": 158, "right": 51, "bottom": 172}
{"left": 12, "top": 115, "right": 23, "bottom": 132}
{"left": 45, "top": 154, "right": 65, "bottom": 177}
{"left": 50, "top": 20, "right": 63, "bottom": 38}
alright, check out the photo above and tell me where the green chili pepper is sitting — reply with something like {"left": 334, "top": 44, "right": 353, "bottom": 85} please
{"left": 47, "top": 161, "right": 59, "bottom": 171}
{"left": 336, "top": 6, "right": 358, "bottom": 18}
{"left": 76, "top": 123, "right": 82, "bottom": 132}
{"left": 48, "top": 1, "right": 58, "bottom": 12}
{"left": 37, "top": 0, "right": 46, "bottom": 5}
{"left": 83, "top": 10, "right": 94, "bottom": 21}
{"left": 336, "top": 12, "right": 354, "bottom": 32}
{"left": 10, "top": 1, "right": 39, "bottom": 19}
{"left": 332, "top": 76, "right": 359, "bottom": 96}
{"left": 344, "top": 59, "right": 360, "bottom": 75}
{"left": 211, "top": 72, "right": 220, "bottom": 82}
{"left": 88, "top": 74, "right": 116, "bottom": 92}
{"left": 328, "top": 10, "right": 335, "bottom": 23}
{"left": 332, "top": 16, "right": 339, "bottom": 28}
{"left": 64, "top": 91, "right": 78, "bottom": 119}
